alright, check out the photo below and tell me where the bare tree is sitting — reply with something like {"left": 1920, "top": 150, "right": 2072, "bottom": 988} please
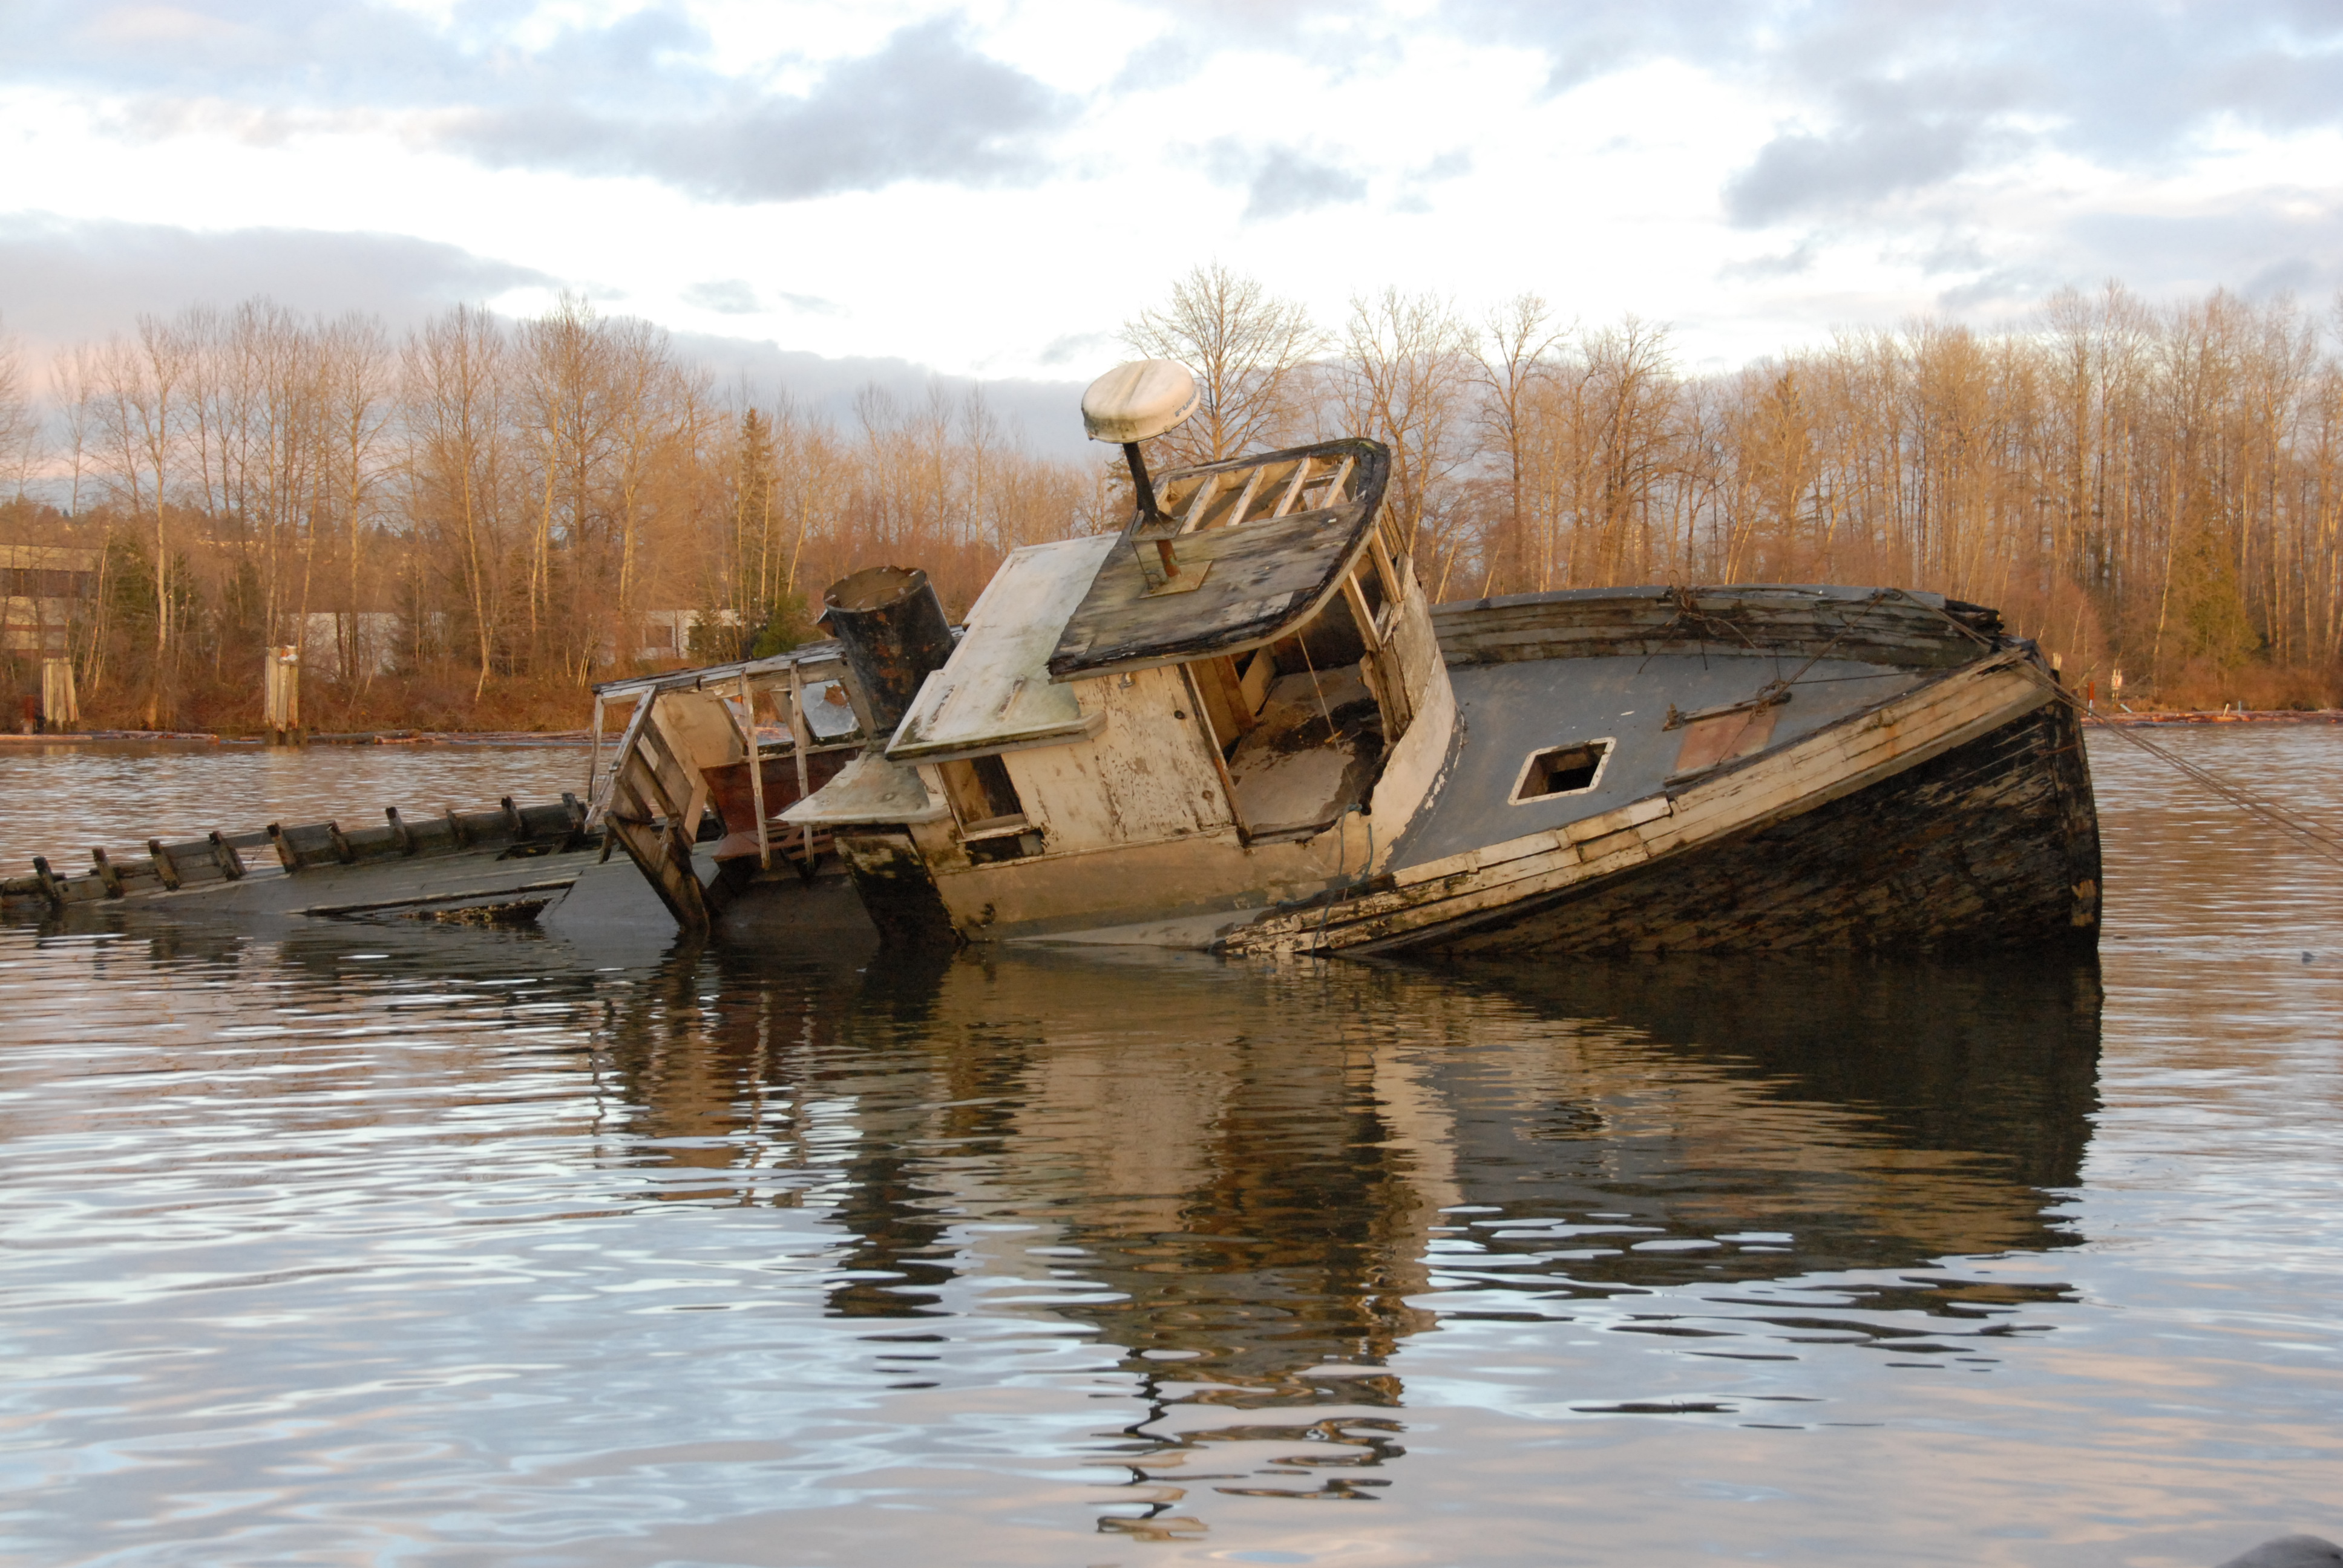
{"left": 318, "top": 313, "right": 395, "bottom": 689}
{"left": 603, "top": 318, "right": 695, "bottom": 662}
{"left": 88, "top": 315, "right": 196, "bottom": 725}
{"left": 0, "top": 316, "right": 41, "bottom": 501}
{"left": 518, "top": 292, "right": 618, "bottom": 676}
{"left": 402, "top": 304, "right": 511, "bottom": 697}
{"left": 1329, "top": 288, "right": 1480, "bottom": 596}
{"left": 1472, "top": 294, "right": 1568, "bottom": 594}
{"left": 1122, "top": 262, "right": 1324, "bottom": 465}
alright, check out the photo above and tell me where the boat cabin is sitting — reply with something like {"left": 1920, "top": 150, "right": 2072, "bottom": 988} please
{"left": 785, "top": 417, "right": 1459, "bottom": 944}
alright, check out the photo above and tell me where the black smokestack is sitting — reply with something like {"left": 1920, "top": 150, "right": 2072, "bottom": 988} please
{"left": 821, "top": 565, "right": 956, "bottom": 737}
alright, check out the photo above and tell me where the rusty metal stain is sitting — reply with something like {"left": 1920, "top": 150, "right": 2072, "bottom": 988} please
{"left": 1673, "top": 704, "right": 1780, "bottom": 774}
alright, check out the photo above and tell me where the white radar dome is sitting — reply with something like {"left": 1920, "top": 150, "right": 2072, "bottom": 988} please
{"left": 1081, "top": 359, "right": 1201, "bottom": 444}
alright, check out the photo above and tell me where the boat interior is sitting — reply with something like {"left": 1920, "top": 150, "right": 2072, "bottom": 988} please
{"left": 1044, "top": 437, "right": 1433, "bottom": 844}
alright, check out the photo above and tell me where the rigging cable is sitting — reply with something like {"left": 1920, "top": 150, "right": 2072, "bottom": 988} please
{"left": 1890, "top": 589, "right": 2343, "bottom": 870}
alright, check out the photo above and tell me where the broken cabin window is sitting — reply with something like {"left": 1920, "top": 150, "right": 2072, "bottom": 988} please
{"left": 801, "top": 680, "right": 863, "bottom": 742}
{"left": 939, "top": 754, "right": 1041, "bottom": 864}
{"left": 939, "top": 753, "right": 1027, "bottom": 834}
{"left": 1512, "top": 739, "right": 1612, "bottom": 803}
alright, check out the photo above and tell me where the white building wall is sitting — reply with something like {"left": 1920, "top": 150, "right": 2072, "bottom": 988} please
{"left": 300, "top": 612, "right": 403, "bottom": 679}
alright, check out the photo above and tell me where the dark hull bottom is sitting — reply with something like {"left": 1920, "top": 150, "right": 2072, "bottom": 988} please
{"left": 1398, "top": 702, "right": 2100, "bottom": 958}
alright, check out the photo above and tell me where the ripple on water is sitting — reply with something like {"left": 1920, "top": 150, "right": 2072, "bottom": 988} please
{"left": 0, "top": 729, "right": 2339, "bottom": 1566}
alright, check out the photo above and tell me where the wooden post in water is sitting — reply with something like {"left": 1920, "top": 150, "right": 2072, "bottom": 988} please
{"left": 206, "top": 831, "right": 246, "bottom": 880}
{"left": 785, "top": 662, "right": 815, "bottom": 870}
{"left": 264, "top": 646, "right": 301, "bottom": 745}
{"left": 737, "top": 671, "right": 770, "bottom": 869}
{"left": 39, "top": 658, "right": 76, "bottom": 733}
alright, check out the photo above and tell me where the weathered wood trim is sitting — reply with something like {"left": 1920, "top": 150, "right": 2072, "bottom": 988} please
{"left": 208, "top": 831, "right": 246, "bottom": 879}
{"left": 1429, "top": 587, "right": 2004, "bottom": 673}
{"left": 1050, "top": 438, "right": 1393, "bottom": 679}
{"left": 1412, "top": 702, "right": 2099, "bottom": 955}
{"left": 1221, "top": 655, "right": 2052, "bottom": 956}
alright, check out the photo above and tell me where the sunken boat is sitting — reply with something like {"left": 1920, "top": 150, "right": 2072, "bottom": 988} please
{"left": 694, "top": 359, "right": 2103, "bottom": 958}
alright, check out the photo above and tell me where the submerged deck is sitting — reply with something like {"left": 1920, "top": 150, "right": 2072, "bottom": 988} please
{"left": 1389, "top": 652, "right": 1933, "bottom": 871}
{"left": 1221, "top": 583, "right": 2100, "bottom": 958}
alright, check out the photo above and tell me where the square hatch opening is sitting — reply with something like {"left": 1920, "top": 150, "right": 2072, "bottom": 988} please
{"left": 1511, "top": 739, "right": 1613, "bottom": 803}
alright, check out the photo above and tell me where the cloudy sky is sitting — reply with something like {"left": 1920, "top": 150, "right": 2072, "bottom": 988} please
{"left": 4, "top": 0, "right": 2341, "bottom": 432}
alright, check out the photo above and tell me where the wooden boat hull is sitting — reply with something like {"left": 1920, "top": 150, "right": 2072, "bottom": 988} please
{"left": 1221, "top": 642, "right": 2101, "bottom": 959}
{"left": 1371, "top": 699, "right": 2097, "bottom": 956}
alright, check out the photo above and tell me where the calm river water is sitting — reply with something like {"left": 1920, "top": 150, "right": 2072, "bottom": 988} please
{"left": 1, "top": 731, "right": 2338, "bottom": 1567}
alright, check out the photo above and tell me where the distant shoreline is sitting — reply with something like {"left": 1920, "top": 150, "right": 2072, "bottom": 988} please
{"left": 0, "top": 730, "right": 597, "bottom": 746}
{"left": 6, "top": 713, "right": 2341, "bottom": 748}
{"left": 2092, "top": 710, "right": 2343, "bottom": 727}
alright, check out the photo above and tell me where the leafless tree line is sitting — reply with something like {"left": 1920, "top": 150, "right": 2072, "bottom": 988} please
{"left": 1133, "top": 264, "right": 2343, "bottom": 703}
{"left": 0, "top": 295, "right": 1103, "bottom": 727}
{"left": 3, "top": 266, "right": 2339, "bottom": 727}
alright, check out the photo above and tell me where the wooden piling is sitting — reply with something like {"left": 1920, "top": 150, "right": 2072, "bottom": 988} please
{"left": 148, "top": 839, "right": 182, "bottom": 890}
{"left": 264, "top": 646, "right": 301, "bottom": 745}
{"left": 208, "top": 831, "right": 246, "bottom": 880}
{"left": 39, "top": 658, "right": 77, "bottom": 733}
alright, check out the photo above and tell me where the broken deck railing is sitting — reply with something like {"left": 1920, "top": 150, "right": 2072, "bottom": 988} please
{"left": 586, "top": 638, "right": 869, "bottom": 931}
{"left": 1, "top": 795, "right": 595, "bottom": 916}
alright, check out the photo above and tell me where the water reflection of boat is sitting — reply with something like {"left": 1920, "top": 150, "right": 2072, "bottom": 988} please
{"left": 1430, "top": 954, "right": 2103, "bottom": 1275}
{"left": 569, "top": 946, "right": 2100, "bottom": 1532}
{"left": 593, "top": 945, "right": 2100, "bottom": 1359}
{"left": 598, "top": 359, "right": 2101, "bottom": 956}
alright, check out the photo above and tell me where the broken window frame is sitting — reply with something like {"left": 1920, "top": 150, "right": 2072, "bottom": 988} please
{"left": 1509, "top": 737, "right": 1616, "bottom": 805}
{"left": 937, "top": 752, "right": 1031, "bottom": 841}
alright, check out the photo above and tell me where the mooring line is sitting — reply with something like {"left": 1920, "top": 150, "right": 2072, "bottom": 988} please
{"left": 1891, "top": 590, "right": 2343, "bottom": 869}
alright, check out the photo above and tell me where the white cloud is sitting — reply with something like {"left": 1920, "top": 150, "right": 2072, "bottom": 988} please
{"left": 0, "top": 0, "right": 2338, "bottom": 393}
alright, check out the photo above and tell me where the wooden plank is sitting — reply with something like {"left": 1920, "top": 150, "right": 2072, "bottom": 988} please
{"left": 89, "top": 848, "right": 124, "bottom": 898}
{"left": 890, "top": 537, "right": 1113, "bottom": 762}
{"left": 1208, "top": 465, "right": 1268, "bottom": 532}
{"left": 785, "top": 661, "right": 816, "bottom": 870}
{"left": 1269, "top": 455, "right": 1316, "bottom": 517}
{"left": 208, "top": 831, "right": 246, "bottom": 880}
{"left": 1049, "top": 439, "right": 1392, "bottom": 679}
{"left": 1175, "top": 471, "right": 1221, "bottom": 534}
{"left": 1427, "top": 589, "right": 1989, "bottom": 673}
{"left": 727, "top": 676, "right": 768, "bottom": 869}
{"left": 589, "top": 693, "right": 657, "bottom": 825}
